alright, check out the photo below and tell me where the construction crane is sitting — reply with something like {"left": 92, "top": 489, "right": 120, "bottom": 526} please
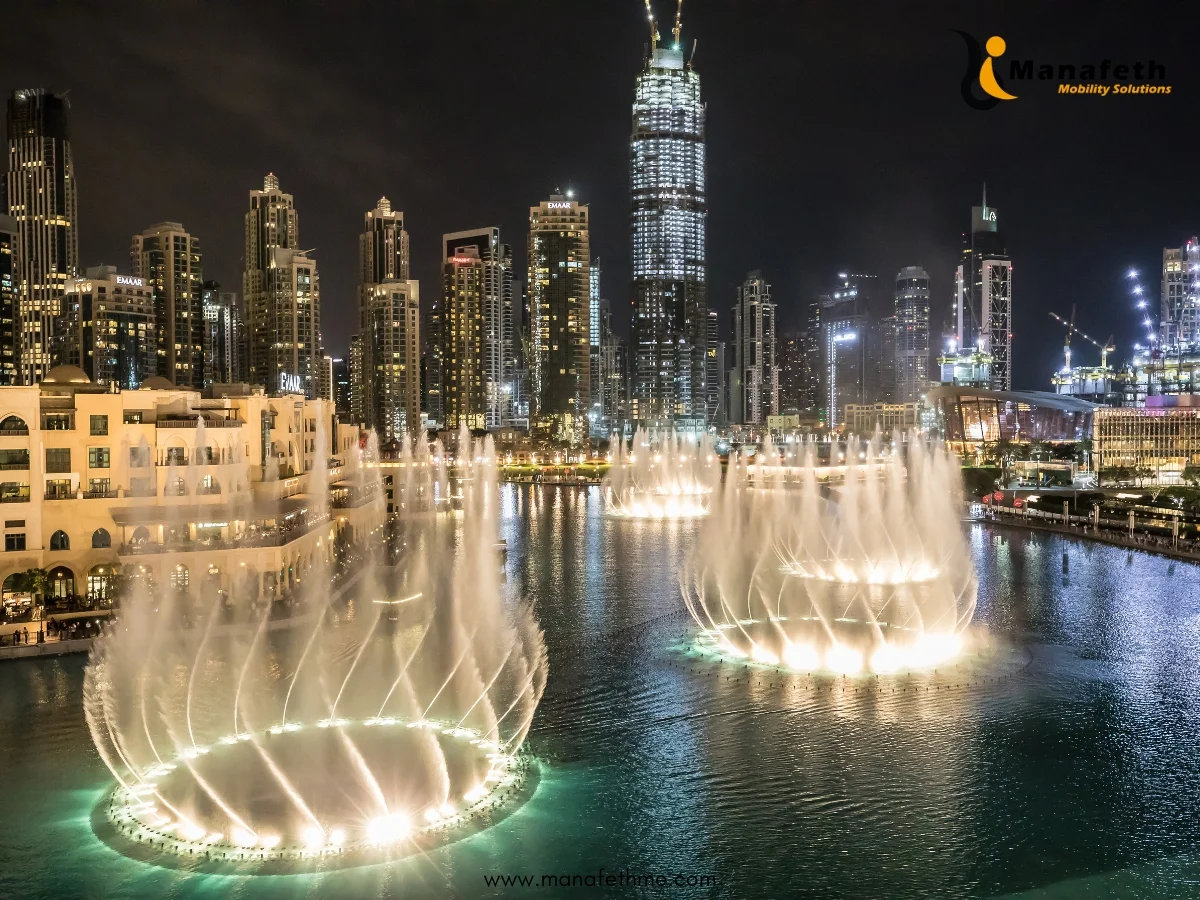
{"left": 644, "top": 0, "right": 659, "bottom": 50}
{"left": 1049, "top": 309, "right": 1116, "bottom": 369}
{"left": 673, "top": 0, "right": 684, "bottom": 48}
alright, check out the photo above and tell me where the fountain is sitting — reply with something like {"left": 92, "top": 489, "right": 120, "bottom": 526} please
{"left": 683, "top": 434, "right": 979, "bottom": 674}
{"left": 84, "top": 425, "right": 547, "bottom": 868}
{"left": 605, "top": 427, "right": 720, "bottom": 518}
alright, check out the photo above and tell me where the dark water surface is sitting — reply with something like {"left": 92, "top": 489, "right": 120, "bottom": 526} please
{"left": 4, "top": 485, "right": 1200, "bottom": 898}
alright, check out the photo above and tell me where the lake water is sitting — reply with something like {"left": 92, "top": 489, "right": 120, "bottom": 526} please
{"left": 3, "top": 484, "right": 1200, "bottom": 899}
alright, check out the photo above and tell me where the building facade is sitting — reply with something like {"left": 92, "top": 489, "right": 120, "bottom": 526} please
{"left": 131, "top": 222, "right": 204, "bottom": 389}
{"left": 1094, "top": 397, "right": 1200, "bottom": 484}
{"left": 4, "top": 90, "right": 78, "bottom": 385}
{"left": 929, "top": 385, "right": 1094, "bottom": 454}
{"left": 356, "top": 197, "right": 415, "bottom": 436}
{"left": 956, "top": 188, "right": 1011, "bottom": 391}
{"left": 365, "top": 280, "right": 420, "bottom": 439}
{"left": 730, "top": 271, "right": 778, "bottom": 425}
{"left": 244, "top": 174, "right": 302, "bottom": 393}
{"left": 56, "top": 267, "right": 156, "bottom": 388}
{"left": 529, "top": 196, "right": 590, "bottom": 444}
{"left": 439, "top": 229, "right": 511, "bottom": 430}
{"left": 1160, "top": 239, "right": 1200, "bottom": 347}
{"left": 894, "top": 266, "right": 930, "bottom": 404}
{"left": 0, "top": 214, "right": 17, "bottom": 384}
{"left": 0, "top": 372, "right": 383, "bottom": 610}
{"left": 629, "top": 34, "right": 708, "bottom": 424}
{"left": 820, "top": 276, "right": 873, "bottom": 428}
{"left": 201, "top": 282, "right": 247, "bottom": 387}
{"left": 844, "top": 402, "right": 919, "bottom": 436}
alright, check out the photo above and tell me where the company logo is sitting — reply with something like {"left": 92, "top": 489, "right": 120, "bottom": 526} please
{"left": 279, "top": 373, "right": 303, "bottom": 394}
{"left": 954, "top": 32, "right": 1017, "bottom": 110}
{"left": 115, "top": 275, "right": 144, "bottom": 287}
{"left": 547, "top": 201, "right": 573, "bottom": 209}
{"left": 954, "top": 31, "right": 1172, "bottom": 109}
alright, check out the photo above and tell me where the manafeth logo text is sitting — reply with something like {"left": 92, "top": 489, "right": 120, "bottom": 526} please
{"left": 954, "top": 31, "right": 1172, "bottom": 110}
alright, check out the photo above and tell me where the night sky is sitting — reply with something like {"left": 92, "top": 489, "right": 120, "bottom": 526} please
{"left": 3, "top": 1, "right": 1195, "bottom": 390}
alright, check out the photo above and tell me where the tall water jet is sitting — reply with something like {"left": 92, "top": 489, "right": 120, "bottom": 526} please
{"left": 683, "top": 433, "right": 978, "bottom": 674}
{"left": 605, "top": 427, "right": 720, "bottom": 518}
{"left": 84, "top": 429, "right": 547, "bottom": 868}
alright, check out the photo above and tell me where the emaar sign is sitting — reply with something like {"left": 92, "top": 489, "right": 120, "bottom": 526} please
{"left": 279, "top": 373, "right": 303, "bottom": 394}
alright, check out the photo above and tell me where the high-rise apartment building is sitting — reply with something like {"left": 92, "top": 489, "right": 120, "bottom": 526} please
{"left": 956, "top": 187, "right": 1011, "bottom": 391}
{"left": 131, "top": 223, "right": 203, "bottom": 389}
{"left": 596, "top": 298, "right": 627, "bottom": 432}
{"left": 244, "top": 174, "right": 304, "bottom": 392}
{"left": 438, "top": 229, "right": 511, "bottom": 430}
{"left": 331, "top": 357, "right": 350, "bottom": 417}
{"left": 0, "top": 214, "right": 17, "bottom": 384}
{"left": 821, "top": 275, "right": 874, "bottom": 428}
{"left": 529, "top": 195, "right": 590, "bottom": 444}
{"left": 56, "top": 266, "right": 156, "bottom": 388}
{"left": 629, "top": 19, "right": 708, "bottom": 424}
{"left": 200, "top": 281, "right": 246, "bottom": 386}
{"left": 894, "top": 266, "right": 930, "bottom": 404}
{"left": 365, "top": 280, "right": 420, "bottom": 440}
{"left": 589, "top": 258, "right": 602, "bottom": 431}
{"left": 729, "top": 271, "right": 778, "bottom": 425}
{"left": 356, "top": 197, "right": 418, "bottom": 436}
{"left": 706, "top": 307, "right": 721, "bottom": 427}
{"left": 261, "top": 247, "right": 320, "bottom": 398}
{"left": 4, "top": 90, "right": 78, "bottom": 384}
{"left": 1160, "top": 239, "right": 1200, "bottom": 347}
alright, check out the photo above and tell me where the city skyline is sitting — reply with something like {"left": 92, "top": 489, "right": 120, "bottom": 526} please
{"left": 1, "top": 3, "right": 1197, "bottom": 391}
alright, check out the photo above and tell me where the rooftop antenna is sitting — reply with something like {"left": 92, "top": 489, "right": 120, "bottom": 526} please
{"left": 689, "top": 38, "right": 697, "bottom": 67}
{"left": 982, "top": 181, "right": 988, "bottom": 211}
{"left": 643, "top": 0, "right": 658, "bottom": 51}
{"left": 673, "top": 0, "right": 683, "bottom": 48}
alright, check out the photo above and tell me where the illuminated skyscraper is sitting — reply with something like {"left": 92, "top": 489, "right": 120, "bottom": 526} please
{"left": 956, "top": 186, "right": 1011, "bottom": 391}
{"left": 439, "top": 228, "right": 511, "bottom": 430}
{"left": 4, "top": 89, "right": 78, "bottom": 384}
{"left": 131, "top": 222, "right": 204, "bottom": 388}
{"left": 201, "top": 281, "right": 247, "bottom": 386}
{"left": 1160, "top": 239, "right": 1200, "bottom": 347}
{"left": 529, "top": 195, "right": 590, "bottom": 444}
{"left": 56, "top": 266, "right": 156, "bottom": 388}
{"left": 244, "top": 173, "right": 312, "bottom": 393}
{"left": 629, "top": 9, "right": 707, "bottom": 425}
{"left": 356, "top": 197, "right": 418, "bottom": 436}
{"left": 730, "top": 271, "right": 777, "bottom": 425}
{"left": 894, "top": 266, "right": 930, "bottom": 404}
{"left": 0, "top": 215, "right": 17, "bottom": 384}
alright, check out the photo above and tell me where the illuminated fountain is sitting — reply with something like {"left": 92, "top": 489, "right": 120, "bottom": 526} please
{"left": 683, "top": 434, "right": 978, "bottom": 675}
{"left": 605, "top": 427, "right": 720, "bottom": 518}
{"left": 85, "top": 425, "right": 547, "bottom": 867}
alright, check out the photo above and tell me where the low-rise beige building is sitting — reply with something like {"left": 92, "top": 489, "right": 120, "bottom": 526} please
{"left": 0, "top": 366, "right": 382, "bottom": 615}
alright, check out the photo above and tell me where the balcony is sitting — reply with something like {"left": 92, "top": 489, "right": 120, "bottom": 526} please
{"left": 44, "top": 491, "right": 74, "bottom": 501}
{"left": 125, "top": 486, "right": 157, "bottom": 498}
{"left": 0, "top": 462, "right": 29, "bottom": 471}
{"left": 156, "top": 418, "right": 245, "bottom": 429}
{"left": 83, "top": 490, "right": 119, "bottom": 499}
{"left": 0, "top": 490, "right": 30, "bottom": 503}
{"left": 0, "top": 427, "right": 29, "bottom": 436}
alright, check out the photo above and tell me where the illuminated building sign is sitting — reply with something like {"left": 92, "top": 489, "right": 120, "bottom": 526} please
{"left": 279, "top": 373, "right": 303, "bottom": 394}
{"left": 116, "top": 275, "right": 144, "bottom": 287}
{"left": 449, "top": 256, "right": 476, "bottom": 265}
{"left": 547, "top": 201, "right": 573, "bottom": 209}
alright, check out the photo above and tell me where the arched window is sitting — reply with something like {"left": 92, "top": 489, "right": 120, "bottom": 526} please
{"left": 50, "top": 530, "right": 70, "bottom": 551}
{"left": 91, "top": 528, "right": 111, "bottom": 549}
{"left": 131, "top": 526, "right": 150, "bottom": 545}
{"left": 168, "top": 476, "right": 188, "bottom": 496}
{"left": 0, "top": 415, "right": 28, "bottom": 435}
{"left": 47, "top": 566, "right": 74, "bottom": 599}
{"left": 198, "top": 474, "right": 221, "bottom": 495}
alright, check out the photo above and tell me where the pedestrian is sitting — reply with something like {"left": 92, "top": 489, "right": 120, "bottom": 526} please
{"left": 23, "top": 626, "right": 29, "bottom": 644}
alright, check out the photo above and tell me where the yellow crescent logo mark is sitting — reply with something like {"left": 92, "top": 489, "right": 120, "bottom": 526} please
{"left": 980, "top": 36, "right": 1017, "bottom": 100}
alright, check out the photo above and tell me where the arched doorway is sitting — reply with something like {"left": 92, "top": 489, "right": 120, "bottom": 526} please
{"left": 87, "top": 564, "right": 120, "bottom": 608}
{"left": 47, "top": 566, "right": 74, "bottom": 601}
